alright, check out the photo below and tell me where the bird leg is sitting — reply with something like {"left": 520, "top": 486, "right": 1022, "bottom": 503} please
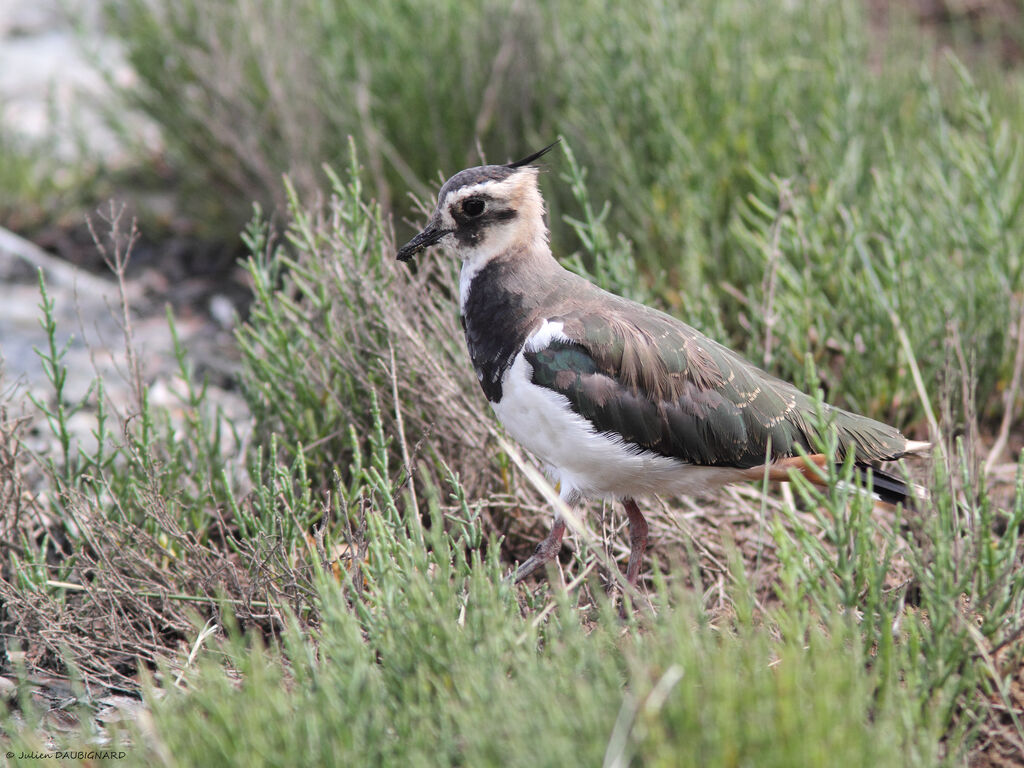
{"left": 623, "top": 498, "right": 649, "bottom": 586}
{"left": 514, "top": 518, "right": 566, "bottom": 583}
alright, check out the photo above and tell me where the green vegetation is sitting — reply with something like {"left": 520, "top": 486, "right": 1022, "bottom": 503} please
{"left": 2, "top": 0, "right": 1024, "bottom": 765}
{"left": 10, "top": 458, "right": 944, "bottom": 767}
{"left": 101, "top": 0, "right": 1024, "bottom": 430}
{"left": 0, "top": 99, "right": 121, "bottom": 236}
{"left": 3, "top": 143, "right": 1023, "bottom": 765}
{"left": 0, "top": 122, "right": 73, "bottom": 233}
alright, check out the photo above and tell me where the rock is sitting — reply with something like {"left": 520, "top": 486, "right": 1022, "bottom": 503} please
{"left": 0, "top": 676, "right": 17, "bottom": 699}
{"left": 0, "top": 0, "right": 160, "bottom": 164}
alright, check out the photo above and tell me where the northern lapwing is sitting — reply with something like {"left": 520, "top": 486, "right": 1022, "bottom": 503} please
{"left": 397, "top": 144, "right": 928, "bottom": 586}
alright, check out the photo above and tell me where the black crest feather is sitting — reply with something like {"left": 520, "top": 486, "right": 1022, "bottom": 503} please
{"left": 506, "top": 139, "right": 561, "bottom": 169}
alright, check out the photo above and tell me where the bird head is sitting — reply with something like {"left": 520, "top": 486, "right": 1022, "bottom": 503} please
{"left": 396, "top": 141, "right": 559, "bottom": 265}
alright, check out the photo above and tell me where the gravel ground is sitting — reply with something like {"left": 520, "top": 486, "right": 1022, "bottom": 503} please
{"left": 0, "top": 0, "right": 248, "bottom": 459}
{"left": 0, "top": 2, "right": 250, "bottom": 737}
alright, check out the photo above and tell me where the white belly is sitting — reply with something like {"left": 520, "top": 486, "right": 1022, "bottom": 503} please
{"left": 491, "top": 350, "right": 745, "bottom": 502}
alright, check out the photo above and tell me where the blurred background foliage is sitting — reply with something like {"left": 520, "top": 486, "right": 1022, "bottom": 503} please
{"left": 2, "top": 1, "right": 1024, "bottom": 764}
{"left": 97, "top": 0, "right": 1024, "bottom": 432}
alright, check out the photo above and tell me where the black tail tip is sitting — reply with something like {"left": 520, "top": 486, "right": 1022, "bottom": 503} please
{"left": 854, "top": 464, "right": 917, "bottom": 506}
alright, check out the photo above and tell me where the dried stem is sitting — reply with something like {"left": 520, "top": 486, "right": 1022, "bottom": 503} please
{"left": 985, "top": 298, "right": 1024, "bottom": 474}
{"left": 761, "top": 178, "right": 791, "bottom": 367}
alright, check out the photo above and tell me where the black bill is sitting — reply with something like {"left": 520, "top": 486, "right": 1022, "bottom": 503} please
{"left": 396, "top": 224, "right": 450, "bottom": 262}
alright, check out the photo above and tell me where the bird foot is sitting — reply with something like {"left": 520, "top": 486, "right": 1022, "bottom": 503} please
{"left": 623, "top": 498, "right": 649, "bottom": 587}
{"left": 512, "top": 519, "right": 566, "bottom": 583}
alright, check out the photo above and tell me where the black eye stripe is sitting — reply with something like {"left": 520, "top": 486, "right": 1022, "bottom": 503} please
{"left": 487, "top": 208, "right": 516, "bottom": 223}
{"left": 452, "top": 206, "right": 518, "bottom": 246}
{"left": 454, "top": 206, "right": 516, "bottom": 225}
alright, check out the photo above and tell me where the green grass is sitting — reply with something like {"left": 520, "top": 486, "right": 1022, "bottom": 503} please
{"left": 2, "top": 414, "right": 955, "bottom": 768}
{"left": 0, "top": 122, "right": 70, "bottom": 233}
{"left": 100, "top": 0, "right": 1024, "bottom": 430}
{"left": 3, "top": 0, "right": 1024, "bottom": 764}
{"left": 0, "top": 102, "right": 123, "bottom": 236}
{"left": 3, "top": 144, "right": 1023, "bottom": 766}
{"left": 111, "top": 550, "right": 939, "bottom": 768}
{"left": 5, "top": 382, "right": 1019, "bottom": 765}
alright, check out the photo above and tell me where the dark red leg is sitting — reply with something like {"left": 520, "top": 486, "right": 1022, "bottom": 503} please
{"left": 514, "top": 518, "right": 567, "bottom": 582}
{"left": 623, "top": 498, "right": 649, "bottom": 586}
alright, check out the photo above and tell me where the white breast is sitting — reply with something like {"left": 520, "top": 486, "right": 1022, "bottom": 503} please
{"left": 491, "top": 321, "right": 747, "bottom": 502}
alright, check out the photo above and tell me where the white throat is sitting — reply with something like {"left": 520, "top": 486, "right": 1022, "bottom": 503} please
{"left": 457, "top": 229, "right": 550, "bottom": 313}
{"left": 446, "top": 167, "right": 552, "bottom": 314}
{"left": 459, "top": 251, "right": 491, "bottom": 314}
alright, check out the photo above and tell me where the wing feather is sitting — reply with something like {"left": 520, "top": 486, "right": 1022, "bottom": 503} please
{"left": 525, "top": 305, "right": 907, "bottom": 468}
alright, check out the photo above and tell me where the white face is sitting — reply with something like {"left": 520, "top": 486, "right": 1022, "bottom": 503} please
{"left": 395, "top": 164, "right": 551, "bottom": 278}
{"left": 433, "top": 169, "right": 547, "bottom": 262}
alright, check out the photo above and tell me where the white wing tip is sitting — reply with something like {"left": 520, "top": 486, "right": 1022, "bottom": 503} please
{"left": 904, "top": 440, "right": 932, "bottom": 456}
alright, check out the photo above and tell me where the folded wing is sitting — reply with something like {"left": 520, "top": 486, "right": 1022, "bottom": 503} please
{"left": 524, "top": 303, "right": 908, "bottom": 469}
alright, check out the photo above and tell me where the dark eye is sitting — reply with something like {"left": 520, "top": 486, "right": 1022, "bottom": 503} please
{"left": 462, "top": 198, "right": 485, "bottom": 217}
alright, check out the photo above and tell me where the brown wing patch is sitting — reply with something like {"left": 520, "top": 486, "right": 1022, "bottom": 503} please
{"left": 672, "top": 328, "right": 724, "bottom": 391}
{"left": 561, "top": 313, "right": 724, "bottom": 402}
{"left": 552, "top": 369, "right": 577, "bottom": 390}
